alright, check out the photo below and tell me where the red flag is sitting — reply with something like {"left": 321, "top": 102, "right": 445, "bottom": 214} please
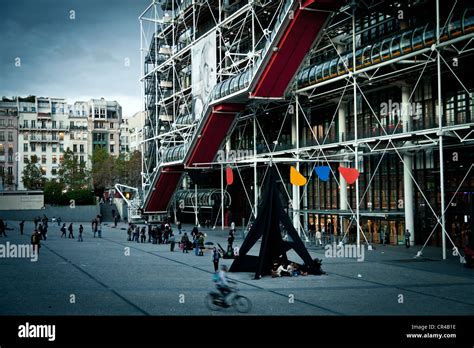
{"left": 338, "top": 166, "right": 359, "bottom": 185}
{"left": 226, "top": 166, "right": 234, "bottom": 185}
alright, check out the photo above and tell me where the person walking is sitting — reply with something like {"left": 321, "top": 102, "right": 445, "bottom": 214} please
{"left": 114, "top": 214, "right": 118, "bottom": 228}
{"left": 169, "top": 232, "right": 176, "bottom": 251}
{"left": 181, "top": 232, "right": 189, "bottom": 253}
{"left": 177, "top": 221, "right": 182, "bottom": 234}
{"left": 78, "top": 224, "right": 84, "bottom": 242}
{"left": 316, "top": 229, "right": 322, "bottom": 246}
{"left": 147, "top": 224, "right": 152, "bottom": 243}
{"left": 60, "top": 223, "right": 67, "bottom": 238}
{"left": 0, "top": 219, "right": 6, "bottom": 237}
{"left": 38, "top": 224, "right": 43, "bottom": 240}
{"left": 140, "top": 226, "right": 146, "bottom": 243}
{"left": 97, "top": 221, "right": 102, "bottom": 238}
{"left": 19, "top": 220, "right": 24, "bottom": 235}
{"left": 42, "top": 224, "right": 48, "bottom": 241}
{"left": 405, "top": 229, "right": 411, "bottom": 248}
{"left": 212, "top": 247, "right": 221, "bottom": 272}
{"left": 133, "top": 225, "right": 140, "bottom": 242}
{"left": 127, "top": 223, "right": 133, "bottom": 241}
{"left": 31, "top": 229, "right": 41, "bottom": 254}
{"left": 198, "top": 233, "right": 205, "bottom": 256}
{"left": 57, "top": 216, "right": 61, "bottom": 227}
{"left": 92, "top": 218, "right": 97, "bottom": 238}
{"left": 68, "top": 223, "right": 74, "bottom": 239}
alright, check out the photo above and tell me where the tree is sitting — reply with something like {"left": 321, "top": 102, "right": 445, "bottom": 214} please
{"left": 43, "top": 179, "right": 68, "bottom": 205}
{"left": 91, "top": 146, "right": 113, "bottom": 196}
{"left": 114, "top": 150, "right": 142, "bottom": 188}
{"left": 22, "top": 155, "right": 45, "bottom": 190}
{"left": 126, "top": 150, "right": 142, "bottom": 188}
{"left": 57, "top": 149, "right": 91, "bottom": 190}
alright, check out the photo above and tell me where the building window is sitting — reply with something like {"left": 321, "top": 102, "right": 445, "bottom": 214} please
{"left": 8, "top": 154, "right": 13, "bottom": 163}
{"left": 80, "top": 155, "right": 84, "bottom": 163}
{"left": 59, "top": 143, "right": 64, "bottom": 152}
{"left": 80, "top": 144, "right": 84, "bottom": 153}
{"left": 0, "top": 144, "right": 4, "bottom": 154}
{"left": 23, "top": 107, "right": 27, "bottom": 112}
{"left": 52, "top": 133, "right": 58, "bottom": 140}
{"left": 70, "top": 133, "right": 74, "bottom": 140}
{"left": 31, "top": 120, "right": 36, "bottom": 128}
{"left": 7, "top": 167, "right": 12, "bottom": 176}
{"left": 73, "top": 144, "right": 77, "bottom": 153}
{"left": 0, "top": 132, "right": 4, "bottom": 141}
{"left": 110, "top": 134, "right": 114, "bottom": 140}
{"left": 24, "top": 155, "right": 28, "bottom": 163}
{"left": 52, "top": 121, "right": 56, "bottom": 129}
{"left": 110, "top": 145, "right": 114, "bottom": 153}
{"left": 24, "top": 120, "right": 28, "bottom": 128}
{"left": 41, "top": 167, "right": 46, "bottom": 175}
{"left": 31, "top": 143, "right": 36, "bottom": 151}
{"left": 59, "top": 132, "right": 64, "bottom": 140}
{"left": 41, "top": 155, "right": 46, "bottom": 164}
{"left": 52, "top": 144, "right": 57, "bottom": 152}
{"left": 41, "top": 144, "right": 46, "bottom": 152}
{"left": 59, "top": 155, "right": 64, "bottom": 163}
{"left": 110, "top": 122, "right": 114, "bottom": 129}
{"left": 23, "top": 143, "right": 28, "bottom": 152}
{"left": 52, "top": 155, "right": 57, "bottom": 164}
{"left": 52, "top": 168, "right": 57, "bottom": 175}
{"left": 8, "top": 119, "right": 13, "bottom": 127}
{"left": 31, "top": 107, "right": 36, "bottom": 112}
{"left": 8, "top": 132, "right": 13, "bottom": 142}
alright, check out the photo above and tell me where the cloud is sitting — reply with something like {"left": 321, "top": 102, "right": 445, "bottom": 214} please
{"left": 0, "top": 0, "right": 149, "bottom": 115}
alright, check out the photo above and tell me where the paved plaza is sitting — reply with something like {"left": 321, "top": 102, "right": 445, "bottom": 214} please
{"left": 0, "top": 220, "right": 473, "bottom": 316}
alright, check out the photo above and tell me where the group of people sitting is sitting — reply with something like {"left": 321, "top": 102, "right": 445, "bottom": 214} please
{"left": 271, "top": 260, "right": 309, "bottom": 278}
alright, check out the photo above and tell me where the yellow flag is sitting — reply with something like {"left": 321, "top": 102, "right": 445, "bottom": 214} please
{"left": 290, "top": 166, "right": 307, "bottom": 186}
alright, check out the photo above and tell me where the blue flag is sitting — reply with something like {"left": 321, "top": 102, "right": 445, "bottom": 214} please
{"left": 314, "top": 166, "right": 330, "bottom": 181}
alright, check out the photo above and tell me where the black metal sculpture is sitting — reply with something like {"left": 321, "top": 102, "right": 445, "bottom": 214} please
{"left": 230, "top": 166, "right": 324, "bottom": 279}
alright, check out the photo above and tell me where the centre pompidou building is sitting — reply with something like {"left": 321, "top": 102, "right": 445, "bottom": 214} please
{"left": 139, "top": 0, "right": 474, "bottom": 257}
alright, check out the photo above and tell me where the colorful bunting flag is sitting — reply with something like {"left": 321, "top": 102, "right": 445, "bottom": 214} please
{"left": 338, "top": 166, "right": 359, "bottom": 185}
{"left": 290, "top": 166, "right": 307, "bottom": 186}
{"left": 314, "top": 166, "right": 330, "bottom": 181}
{"left": 226, "top": 166, "right": 234, "bottom": 185}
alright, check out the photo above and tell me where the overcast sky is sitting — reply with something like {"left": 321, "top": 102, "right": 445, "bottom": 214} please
{"left": 0, "top": 0, "right": 151, "bottom": 117}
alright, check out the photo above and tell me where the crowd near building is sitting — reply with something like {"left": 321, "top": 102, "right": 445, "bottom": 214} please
{"left": 138, "top": 0, "right": 474, "bottom": 250}
{"left": 0, "top": 96, "right": 144, "bottom": 190}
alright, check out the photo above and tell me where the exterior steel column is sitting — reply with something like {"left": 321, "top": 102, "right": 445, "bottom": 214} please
{"left": 292, "top": 96, "right": 301, "bottom": 235}
{"left": 338, "top": 102, "right": 348, "bottom": 224}
{"left": 436, "top": 0, "right": 447, "bottom": 259}
{"left": 402, "top": 85, "right": 415, "bottom": 246}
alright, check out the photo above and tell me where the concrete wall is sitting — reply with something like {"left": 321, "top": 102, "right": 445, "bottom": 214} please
{"left": 0, "top": 204, "right": 100, "bottom": 222}
{"left": 0, "top": 192, "right": 44, "bottom": 210}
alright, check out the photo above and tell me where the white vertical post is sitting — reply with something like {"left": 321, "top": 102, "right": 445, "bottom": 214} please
{"left": 352, "top": 7, "right": 360, "bottom": 247}
{"left": 292, "top": 96, "right": 301, "bottom": 235}
{"left": 339, "top": 102, "right": 347, "bottom": 238}
{"left": 221, "top": 164, "right": 225, "bottom": 230}
{"left": 195, "top": 183, "right": 199, "bottom": 226}
{"left": 436, "top": 0, "right": 447, "bottom": 259}
{"left": 402, "top": 85, "right": 415, "bottom": 246}
{"left": 253, "top": 115, "right": 258, "bottom": 218}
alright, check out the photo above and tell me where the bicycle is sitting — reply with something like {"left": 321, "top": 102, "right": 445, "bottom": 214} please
{"left": 205, "top": 285, "right": 252, "bottom": 313}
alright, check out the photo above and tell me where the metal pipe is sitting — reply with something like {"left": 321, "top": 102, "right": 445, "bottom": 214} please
{"left": 436, "top": 0, "right": 447, "bottom": 260}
